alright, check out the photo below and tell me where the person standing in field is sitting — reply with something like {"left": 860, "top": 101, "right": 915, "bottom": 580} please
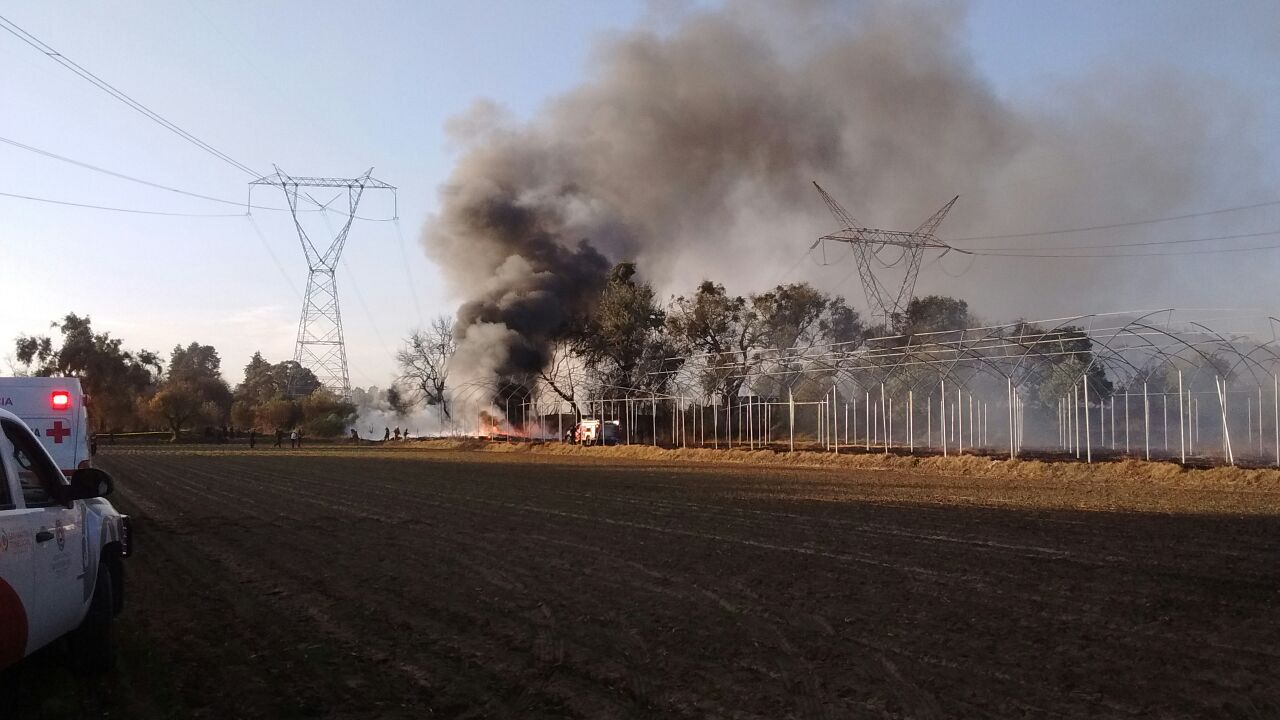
{"left": 274, "top": 428, "right": 284, "bottom": 447}
{"left": 350, "top": 428, "right": 360, "bottom": 445}
{"left": 249, "top": 429, "right": 256, "bottom": 449}
{"left": 384, "top": 427, "right": 390, "bottom": 442}
{"left": 394, "top": 427, "right": 401, "bottom": 440}
{"left": 290, "top": 429, "right": 299, "bottom": 448}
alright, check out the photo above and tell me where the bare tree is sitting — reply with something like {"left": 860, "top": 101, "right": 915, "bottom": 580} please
{"left": 397, "top": 315, "right": 456, "bottom": 419}
{"left": 537, "top": 339, "right": 587, "bottom": 418}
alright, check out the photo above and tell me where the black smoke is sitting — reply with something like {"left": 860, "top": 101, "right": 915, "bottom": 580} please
{"left": 423, "top": 0, "right": 1270, "bottom": 410}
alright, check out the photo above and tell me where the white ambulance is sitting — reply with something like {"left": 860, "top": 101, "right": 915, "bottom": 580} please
{"left": 0, "top": 378, "right": 131, "bottom": 673}
{"left": 568, "top": 418, "right": 622, "bottom": 445}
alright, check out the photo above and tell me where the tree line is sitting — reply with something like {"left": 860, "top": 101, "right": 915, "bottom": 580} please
{"left": 393, "top": 262, "right": 1080, "bottom": 422}
{"left": 12, "top": 314, "right": 355, "bottom": 440}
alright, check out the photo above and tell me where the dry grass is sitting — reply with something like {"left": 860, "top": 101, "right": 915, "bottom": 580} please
{"left": 398, "top": 438, "right": 1280, "bottom": 508}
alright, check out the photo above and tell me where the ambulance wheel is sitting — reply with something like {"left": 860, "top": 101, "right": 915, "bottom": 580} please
{"left": 71, "top": 561, "right": 115, "bottom": 674}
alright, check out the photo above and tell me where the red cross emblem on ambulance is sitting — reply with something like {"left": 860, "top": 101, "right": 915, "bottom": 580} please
{"left": 46, "top": 421, "right": 71, "bottom": 444}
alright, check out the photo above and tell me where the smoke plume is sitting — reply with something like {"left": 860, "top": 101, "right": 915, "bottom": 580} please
{"left": 423, "top": 0, "right": 1269, "bottom": 414}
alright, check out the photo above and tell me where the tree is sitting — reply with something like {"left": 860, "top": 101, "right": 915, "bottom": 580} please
{"left": 14, "top": 313, "right": 160, "bottom": 431}
{"left": 230, "top": 400, "right": 258, "bottom": 430}
{"left": 667, "top": 280, "right": 860, "bottom": 402}
{"left": 168, "top": 343, "right": 232, "bottom": 419}
{"left": 893, "top": 295, "right": 974, "bottom": 336}
{"left": 397, "top": 315, "right": 456, "bottom": 419}
{"left": 538, "top": 340, "right": 587, "bottom": 418}
{"left": 231, "top": 353, "right": 321, "bottom": 429}
{"left": 235, "top": 352, "right": 278, "bottom": 408}
{"left": 746, "top": 283, "right": 864, "bottom": 398}
{"left": 300, "top": 389, "right": 357, "bottom": 436}
{"left": 666, "top": 281, "right": 751, "bottom": 402}
{"left": 1013, "top": 324, "right": 1114, "bottom": 407}
{"left": 257, "top": 398, "right": 301, "bottom": 432}
{"left": 145, "top": 383, "right": 206, "bottom": 441}
{"left": 274, "top": 360, "right": 321, "bottom": 398}
{"left": 168, "top": 342, "right": 222, "bottom": 385}
{"left": 576, "top": 263, "right": 678, "bottom": 393}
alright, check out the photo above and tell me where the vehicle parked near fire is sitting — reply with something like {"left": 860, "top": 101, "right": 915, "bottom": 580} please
{"left": 566, "top": 418, "right": 621, "bottom": 445}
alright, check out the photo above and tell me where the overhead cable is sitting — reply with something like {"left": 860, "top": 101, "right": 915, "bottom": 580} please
{"left": 959, "top": 229, "right": 1280, "bottom": 253}
{"left": 0, "top": 134, "right": 309, "bottom": 213}
{"left": 0, "top": 189, "right": 243, "bottom": 217}
{"left": 0, "top": 14, "right": 261, "bottom": 178}
{"left": 954, "top": 234, "right": 1280, "bottom": 259}
{"left": 949, "top": 198, "right": 1280, "bottom": 242}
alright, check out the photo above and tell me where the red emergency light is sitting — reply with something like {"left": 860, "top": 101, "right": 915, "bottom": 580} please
{"left": 50, "top": 390, "right": 71, "bottom": 410}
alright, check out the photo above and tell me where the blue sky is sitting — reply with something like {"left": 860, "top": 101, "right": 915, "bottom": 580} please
{"left": 2, "top": 1, "right": 1278, "bottom": 385}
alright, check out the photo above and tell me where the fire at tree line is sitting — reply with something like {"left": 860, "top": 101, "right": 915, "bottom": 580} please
{"left": 9, "top": 262, "right": 1135, "bottom": 441}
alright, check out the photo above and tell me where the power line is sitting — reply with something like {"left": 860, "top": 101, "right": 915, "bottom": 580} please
{"left": 393, "top": 218, "right": 426, "bottom": 328}
{"left": 961, "top": 229, "right": 1280, "bottom": 253}
{"left": 0, "top": 134, "right": 311, "bottom": 213}
{"left": 949, "top": 198, "right": 1280, "bottom": 242}
{"left": 0, "top": 189, "right": 243, "bottom": 217}
{"left": 956, "top": 236, "right": 1280, "bottom": 259}
{"left": 0, "top": 14, "right": 261, "bottom": 178}
{"left": 2, "top": 134, "right": 242, "bottom": 207}
{"left": 245, "top": 215, "right": 302, "bottom": 300}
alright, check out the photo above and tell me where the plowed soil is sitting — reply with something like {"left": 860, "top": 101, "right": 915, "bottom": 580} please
{"left": 5, "top": 445, "right": 1278, "bottom": 718}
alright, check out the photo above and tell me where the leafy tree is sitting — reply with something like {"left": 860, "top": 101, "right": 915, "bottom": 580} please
{"left": 893, "top": 295, "right": 974, "bottom": 336}
{"left": 667, "top": 280, "right": 859, "bottom": 402}
{"left": 166, "top": 342, "right": 232, "bottom": 422}
{"left": 275, "top": 360, "right": 321, "bottom": 398}
{"left": 230, "top": 400, "right": 257, "bottom": 430}
{"left": 144, "top": 383, "right": 206, "bottom": 441}
{"left": 1011, "top": 324, "right": 1113, "bottom": 406}
{"left": 666, "top": 280, "right": 751, "bottom": 402}
{"left": 300, "top": 389, "right": 357, "bottom": 436}
{"left": 168, "top": 342, "right": 222, "bottom": 384}
{"left": 14, "top": 313, "right": 160, "bottom": 431}
{"left": 231, "top": 352, "right": 321, "bottom": 428}
{"left": 235, "top": 352, "right": 278, "bottom": 407}
{"left": 746, "top": 283, "right": 864, "bottom": 398}
{"left": 257, "top": 398, "right": 301, "bottom": 432}
{"left": 397, "top": 315, "right": 456, "bottom": 418}
{"left": 576, "top": 263, "right": 679, "bottom": 393}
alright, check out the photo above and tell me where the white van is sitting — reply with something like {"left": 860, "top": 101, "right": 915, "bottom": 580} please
{"left": 0, "top": 380, "right": 130, "bottom": 673}
{"left": 568, "top": 418, "right": 622, "bottom": 445}
{"left": 0, "top": 377, "right": 94, "bottom": 476}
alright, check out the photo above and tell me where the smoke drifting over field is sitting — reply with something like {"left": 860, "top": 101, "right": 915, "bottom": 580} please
{"left": 422, "top": 0, "right": 1265, "bottom": 408}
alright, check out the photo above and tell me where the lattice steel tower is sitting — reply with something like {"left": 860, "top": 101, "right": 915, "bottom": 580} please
{"left": 250, "top": 167, "right": 396, "bottom": 399}
{"left": 811, "top": 182, "right": 958, "bottom": 328}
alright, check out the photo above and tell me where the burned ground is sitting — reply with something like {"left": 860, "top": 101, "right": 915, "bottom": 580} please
{"left": 5, "top": 446, "right": 1278, "bottom": 718}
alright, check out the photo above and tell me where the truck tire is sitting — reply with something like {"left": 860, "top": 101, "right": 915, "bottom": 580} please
{"left": 71, "top": 561, "right": 115, "bottom": 674}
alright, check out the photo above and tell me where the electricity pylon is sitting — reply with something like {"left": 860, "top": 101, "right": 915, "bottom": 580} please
{"left": 812, "top": 181, "right": 958, "bottom": 328}
{"left": 249, "top": 167, "right": 396, "bottom": 399}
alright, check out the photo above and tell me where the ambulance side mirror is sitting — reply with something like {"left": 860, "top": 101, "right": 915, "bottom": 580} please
{"left": 66, "top": 467, "right": 114, "bottom": 501}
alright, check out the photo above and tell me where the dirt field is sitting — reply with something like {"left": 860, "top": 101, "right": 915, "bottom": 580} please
{"left": 5, "top": 445, "right": 1279, "bottom": 718}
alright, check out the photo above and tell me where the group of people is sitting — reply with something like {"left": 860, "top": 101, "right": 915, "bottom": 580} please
{"left": 344, "top": 427, "right": 416, "bottom": 445}
{"left": 381, "top": 426, "right": 411, "bottom": 441}
{"left": 240, "top": 427, "right": 418, "bottom": 448}
{"left": 243, "top": 428, "right": 301, "bottom": 449}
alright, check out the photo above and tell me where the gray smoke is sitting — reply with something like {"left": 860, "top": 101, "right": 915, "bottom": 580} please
{"left": 423, "top": 0, "right": 1270, "bottom": 407}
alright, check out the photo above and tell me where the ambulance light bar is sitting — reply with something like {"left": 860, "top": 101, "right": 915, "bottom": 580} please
{"left": 51, "top": 390, "right": 71, "bottom": 410}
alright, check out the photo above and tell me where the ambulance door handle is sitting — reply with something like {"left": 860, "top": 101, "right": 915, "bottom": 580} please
{"left": 35, "top": 530, "right": 54, "bottom": 543}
